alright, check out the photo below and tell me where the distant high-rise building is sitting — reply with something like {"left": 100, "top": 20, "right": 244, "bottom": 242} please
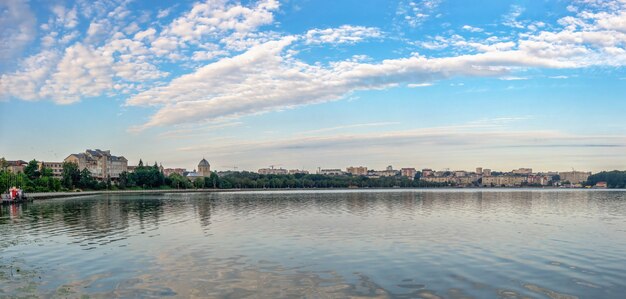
{"left": 476, "top": 167, "right": 483, "bottom": 174}
{"left": 482, "top": 169, "right": 492, "bottom": 176}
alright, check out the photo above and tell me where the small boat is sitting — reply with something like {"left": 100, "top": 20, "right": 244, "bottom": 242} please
{"left": 1, "top": 187, "right": 30, "bottom": 204}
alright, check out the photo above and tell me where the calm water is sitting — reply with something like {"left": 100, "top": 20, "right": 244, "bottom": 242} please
{"left": 1, "top": 190, "right": 625, "bottom": 298}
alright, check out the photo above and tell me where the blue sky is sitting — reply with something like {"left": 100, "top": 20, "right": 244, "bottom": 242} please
{"left": 1, "top": 0, "right": 626, "bottom": 172}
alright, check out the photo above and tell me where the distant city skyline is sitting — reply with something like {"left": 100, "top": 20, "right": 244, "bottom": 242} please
{"left": 1, "top": 0, "right": 626, "bottom": 172}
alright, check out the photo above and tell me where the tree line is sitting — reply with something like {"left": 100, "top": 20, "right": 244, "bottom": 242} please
{"left": 584, "top": 171, "right": 626, "bottom": 188}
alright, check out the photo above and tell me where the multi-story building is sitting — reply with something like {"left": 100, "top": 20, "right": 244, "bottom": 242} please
{"left": 319, "top": 169, "right": 344, "bottom": 176}
{"left": 346, "top": 166, "right": 368, "bottom": 176}
{"left": 527, "top": 175, "right": 553, "bottom": 186}
{"left": 454, "top": 170, "right": 467, "bottom": 177}
{"left": 421, "top": 168, "right": 434, "bottom": 177}
{"left": 258, "top": 168, "right": 289, "bottom": 175}
{"left": 369, "top": 169, "right": 400, "bottom": 177}
{"left": 559, "top": 171, "right": 591, "bottom": 184}
{"left": 64, "top": 149, "right": 128, "bottom": 180}
{"left": 38, "top": 161, "right": 63, "bottom": 178}
{"left": 421, "top": 176, "right": 454, "bottom": 184}
{"left": 482, "top": 175, "right": 527, "bottom": 187}
{"left": 476, "top": 167, "right": 483, "bottom": 175}
{"left": 4, "top": 160, "right": 28, "bottom": 174}
{"left": 401, "top": 168, "right": 417, "bottom": 180}
{"left": 482, "top": 169, "right": 492, "bottom": 176}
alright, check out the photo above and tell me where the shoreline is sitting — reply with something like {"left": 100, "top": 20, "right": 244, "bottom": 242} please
{"left": 24, "top": 186, "right": 613, "bottom": 200}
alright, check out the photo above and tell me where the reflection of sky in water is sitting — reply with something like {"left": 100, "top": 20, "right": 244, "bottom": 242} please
{"left": 1, "top": 190, "right": 625, "bottom": 298}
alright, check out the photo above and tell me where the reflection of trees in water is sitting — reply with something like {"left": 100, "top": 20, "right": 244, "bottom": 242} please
{"left": 1, "top": 195, "right": 169, "bottom": 244}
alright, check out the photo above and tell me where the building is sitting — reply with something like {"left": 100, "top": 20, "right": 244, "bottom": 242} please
{"left": 38, "top": 161, "right": 63, "bottom": 178}
{"left": 482, "top": 175, "right": 527, "bottom": 187}
{"left": 421, "top": 176, "right": 454, "bottom": 184}
{"left": 289, "top": 169, "right": 309, "bottom": 175}
{"left": 421, "top": 169, "right": 434, "bottom": 177}
{"left": 559, "top": 171, "right": 591, "bottom": 184}
{"left": 527, "top": 175, "right": 552, "bottom": 186}
{"left": 198, "top": 159, "right": 211, "bottom": 177}
{"left": 64, "top": 149, "right": 128, "bottom": 180}
{"left": 258, "top": 168, "right": 289, "bottom": 175}
{"left": 454, "top": 170, "right": 467, "bottom": 177}
{"left": 4, "top": 160, "right": 28, "bottom": 174}
{"left": 369, "top": 168, "right": 400, "bottom": 177}
{"left": 401, "top": 168, "right": 417, "bottom": 180}
{"left": 482, "top": 169, "right": 492, "bottom": 176}
{"left": 319, "top": 169, "right": 344, "bottom": 176}
{"left": 163, "top": 168, "right": 186, "bottom": 177}
{"left": 594, "top": 181, "right": 608, "bottom": 188}
{"left": 476, "top": 167, "right": 483, "bottom": 175}
{"left": 512, "top": 168, "right": 533, "bottom": 175}
{"left": 346, "top": 166, "right": 368, "bottom": 176}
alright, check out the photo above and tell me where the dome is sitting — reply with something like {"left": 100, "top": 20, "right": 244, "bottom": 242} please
{"left": 198, "top": 158, "right": 210, "bottom": 167}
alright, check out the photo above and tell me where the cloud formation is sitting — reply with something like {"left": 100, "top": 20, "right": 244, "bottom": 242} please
{"left": 1, "top": 0, "right": 626, "bottom": 131}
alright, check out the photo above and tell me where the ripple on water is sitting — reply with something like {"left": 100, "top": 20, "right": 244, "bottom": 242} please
{"left": 0, "top": 190, "right": 625, "bottom": 298}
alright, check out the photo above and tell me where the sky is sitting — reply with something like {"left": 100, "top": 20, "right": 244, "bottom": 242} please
{"left": 1, "top": 0, "right": 626, "bottom": 173}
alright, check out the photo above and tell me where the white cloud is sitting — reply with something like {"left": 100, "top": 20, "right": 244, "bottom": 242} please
{"left": 52, "top": 5, "right": 78, "bottom": 29}
{"left": 157, "top": 7, "right": 173, "bottom": 19}
{"left": 503, "top": 5, "right": 525, "bottom": 28}
{"left": 407, "top": 83, "right": 433, "bottom": 87}
{"left": 305, "top": 25, "right": 382, "bottom": 44}
{"left": 134, "top": 28, "right": 157, "bottom": 41}
{"left": 462, "top": 25, "right": 483, "bottom": 32}
{"left": 396, "top": 0, "right": 443, "bottom": 28}
{"left": 499, "top": 76, "right": 528, "bottom": 81}
{"left": 126, "top": 34, "right": 584, "bottom": 130}
{"left": 0, "top": 0, "right": 36, "bottom": 61}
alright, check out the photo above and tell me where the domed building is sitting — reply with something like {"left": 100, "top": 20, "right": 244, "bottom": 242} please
{"left": 198, "top": 158, "right": 211, "bottom": 177}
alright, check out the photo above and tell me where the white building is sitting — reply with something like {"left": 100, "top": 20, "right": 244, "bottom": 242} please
{"left": 64, "top": 149, "right": 128, "bottom": 180}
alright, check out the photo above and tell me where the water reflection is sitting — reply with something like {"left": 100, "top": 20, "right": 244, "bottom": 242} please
{"left": 0, "top": 190, "right": 625, "bottom": 298}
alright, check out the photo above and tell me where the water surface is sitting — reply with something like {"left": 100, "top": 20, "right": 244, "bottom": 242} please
{"left": 1, "top": 190, "right": 625, "bottom": 298}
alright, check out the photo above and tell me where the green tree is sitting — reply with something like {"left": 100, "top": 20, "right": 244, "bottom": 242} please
{"left": 79, "top": 168, "right": 96, "bottom": 189}
{"left": 194, "top": 177, "right": 205, "bottom": 189}
{"left": 61, "top": 162, "right": 81, "bottom": 189}
{"left": 24, "top": 159, "right": 41, "bottom": 180}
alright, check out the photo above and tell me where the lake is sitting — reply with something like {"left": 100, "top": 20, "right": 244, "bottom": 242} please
{"left": 1, "top": 190, "right": 625, "bottom": 298}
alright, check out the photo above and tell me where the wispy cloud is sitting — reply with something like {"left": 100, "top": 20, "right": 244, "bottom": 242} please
{"left": 299, "top": 122, "right": 401, "bottom": 135}
{"left": 407, "top": 83, "right": 434, "bottom": 87}
{"left": 499, "top": 76, "right": 529, "bottom": 81}
{"left": 157, "top": 122, "right": 243, "bottom": 139}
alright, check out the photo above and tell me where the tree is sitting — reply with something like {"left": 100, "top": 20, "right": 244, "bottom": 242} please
{"left": 79, "top": 168, "right": 96, "bottom": 189}
{"left": 41, "top": 167, "right": 53, "bottom": 178}
{"left": 24, "top": 159, "right": 41, "bottom": 180}
{"left": 194, "top": 177, "right": 205, "bottom": 189}
{"left": 62, "top": 162, "right": 81, "bottom": 189}
{"left": 169, "top": 173, "right": 191, "bottom": 189}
